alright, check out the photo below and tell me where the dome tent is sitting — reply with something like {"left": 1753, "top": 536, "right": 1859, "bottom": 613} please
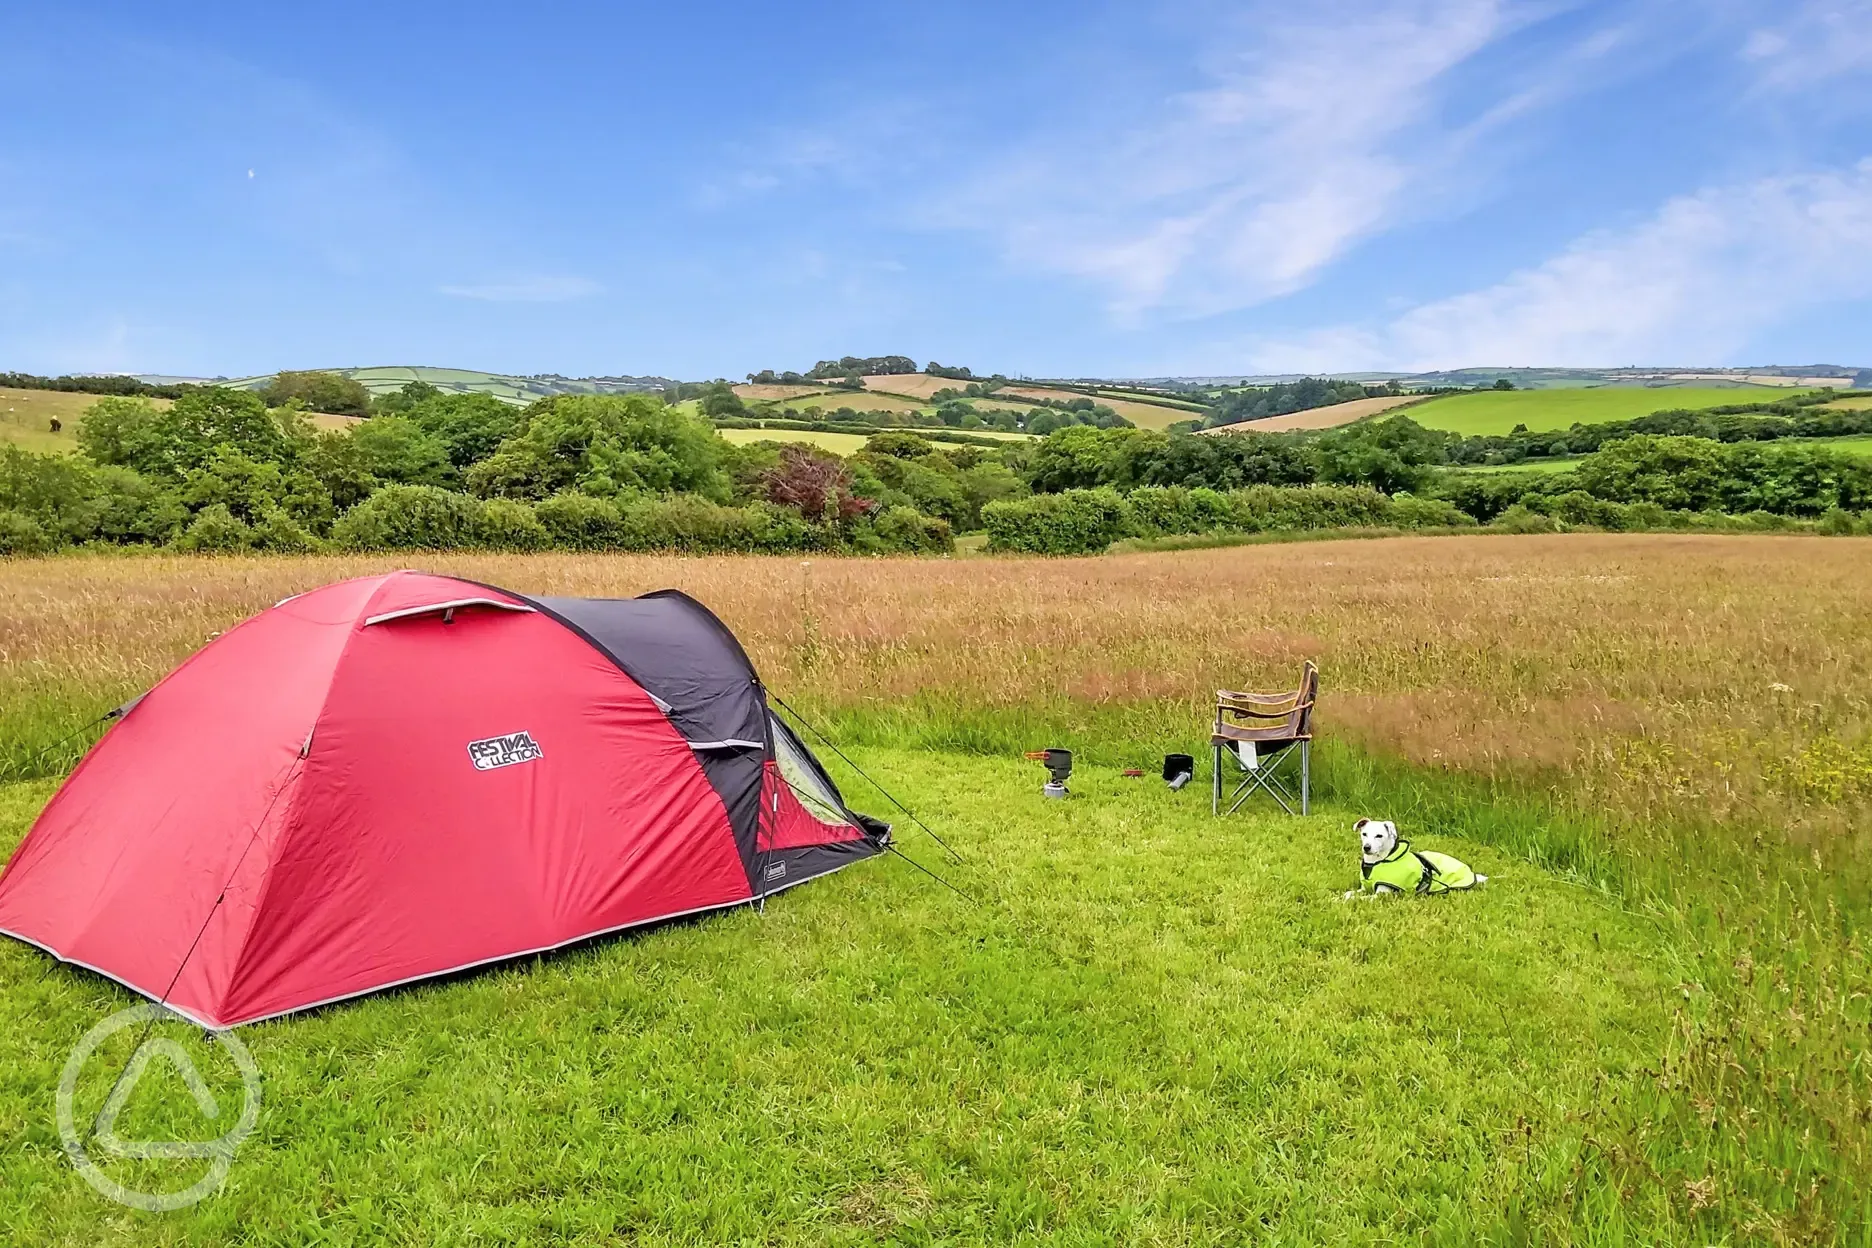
{"left": 0, "top": 572, "right": 887, "bottom": 1029}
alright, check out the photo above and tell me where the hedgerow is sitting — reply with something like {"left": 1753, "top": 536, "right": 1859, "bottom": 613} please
{"left": 983, "top": 484, "right": 1464, "bottom": 553}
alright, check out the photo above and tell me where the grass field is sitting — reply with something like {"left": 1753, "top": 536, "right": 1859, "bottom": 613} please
{"left": 0, "top": 758, "right": 1671, "bottom": 1244}
{"left": 1407, "top": 388, "right": 1805, "bottom": 435}
{"left": 0, "top": 389, "right": 95, "bottom": 452}
{"left": 0, "top": 389, "right": 178, "bottom": 453}
{"left": 1814, "top": 434, "right": 1872, "bottom": 456}
{"left": 717, "top": 427, "right": 874, "bottom": 454}
{"left": 1, "top": 538, "right": 1868, "bottom": 1242}
{"left": 1822, "top": 396, "right": 1872, "bottom": 411}
{"left": 0, "top": 390, "right": 359, "bottom": 453}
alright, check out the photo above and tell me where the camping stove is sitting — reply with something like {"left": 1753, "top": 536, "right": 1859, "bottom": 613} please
{"left": 1026, "top": 748, "right": 1073, "bottom": 799}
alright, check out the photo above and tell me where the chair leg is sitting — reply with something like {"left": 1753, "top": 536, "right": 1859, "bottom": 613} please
{"left": 1211, "top": 743, "right": 1221, "bottom": 815}
{"left": 1301, "top": 740, "right": 1310, "bottom": 817}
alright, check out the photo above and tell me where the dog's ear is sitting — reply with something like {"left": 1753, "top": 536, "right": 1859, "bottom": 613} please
{"left": 1353, "top": 818, "right": 1370, "bottom": 832}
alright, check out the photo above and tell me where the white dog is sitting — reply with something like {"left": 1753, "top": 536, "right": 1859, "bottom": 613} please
{"left": 1344, "top": 818, "right": 1487, "bottom": 898}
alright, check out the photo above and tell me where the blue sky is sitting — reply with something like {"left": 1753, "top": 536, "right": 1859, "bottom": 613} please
{"left": 1, "top": 0, "right": 1868, "bottom": 380}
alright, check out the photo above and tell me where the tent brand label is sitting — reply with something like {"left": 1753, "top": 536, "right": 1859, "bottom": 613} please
{"left": 764, "top": 862, "right": 787, "bottom": 881}
{"left": 467, "top": 731, "right": 543, "bottom": 771}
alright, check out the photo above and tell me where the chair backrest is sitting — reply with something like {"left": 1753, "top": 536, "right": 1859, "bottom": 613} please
{"left": 1293, "top": 660, "right": 1319, "bottom": 737}
{"left": 1214, "top": 660, "right": 1319, "bottom": 739}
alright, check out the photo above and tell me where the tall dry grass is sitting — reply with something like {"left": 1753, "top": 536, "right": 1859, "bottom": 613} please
{"left": 2, "top": 534, "right": 1869, "bottom": 1238}
{"left": 4, "top": 535, "right": 1867, "bottom": 849}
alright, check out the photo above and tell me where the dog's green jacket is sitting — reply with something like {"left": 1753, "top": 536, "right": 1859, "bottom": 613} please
{"left": 1360, "top": 839, "right": 1479, "bottom": 895}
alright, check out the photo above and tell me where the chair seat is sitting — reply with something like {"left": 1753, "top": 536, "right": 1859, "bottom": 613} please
{"left": 1211, "top": 725, "right": 1310, "bottom": 745}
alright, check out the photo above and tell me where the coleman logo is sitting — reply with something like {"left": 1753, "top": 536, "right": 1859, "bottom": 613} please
{"left": 468, "top": 731, "right": 543, "bottom": 771}
{"left": 764, "top": 862, "right": 787, "bottom": 881}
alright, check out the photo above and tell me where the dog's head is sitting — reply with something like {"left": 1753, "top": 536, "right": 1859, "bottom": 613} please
{"left": 1355, "top": 818, "right": 1398, "bottom": 864}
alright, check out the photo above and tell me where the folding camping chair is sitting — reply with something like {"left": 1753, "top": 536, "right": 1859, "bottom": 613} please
{"left": 1211, "top": 661, "right": 1317, "bottom": 817}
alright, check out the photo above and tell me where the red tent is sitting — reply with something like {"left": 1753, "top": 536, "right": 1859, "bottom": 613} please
{"left": 0, "top": 572, "right": 886, "bottom": 1028}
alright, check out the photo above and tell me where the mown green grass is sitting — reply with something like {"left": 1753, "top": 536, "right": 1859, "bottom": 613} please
{"left": 1408, "top": 387, "right": 1804, "bottom": 435}
{"left": 0, "top": 751, "right": 1680, "bottom": 1245}
{"left": 1812, "top": 433, "right": 1872, "bottom": 457}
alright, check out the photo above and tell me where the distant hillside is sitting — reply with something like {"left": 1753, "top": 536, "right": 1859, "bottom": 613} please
{"left": 172, "top": 366, "right": 675, "bottom": 405}
{"left": 1123, "top": 365, "right": 1870, "bottom": 391}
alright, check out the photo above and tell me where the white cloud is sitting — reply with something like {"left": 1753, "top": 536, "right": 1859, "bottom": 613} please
{"left": 937, "top": 0, "right": 1537, "bottom": 318}
{"left": 1743, "top": 0, "right": 1872, "bottom": 89}
{"left": 1248, "top": 159, "right": 1872, "bottom": 371}
{"left": 438, "top": 276, "right": 602, "bottom": 303}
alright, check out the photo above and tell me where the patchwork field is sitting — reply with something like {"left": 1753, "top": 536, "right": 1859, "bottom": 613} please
{"left": 856, "top": 374, "right": 969, "bottom": 400}
{"left": 0, "top": 537, "right": 1866, "bottom": 1241}
{"left": 719, "top": 427, "right": 1034, "bottom": 453}
{"left": 852, "top": 377, "right": 1202, "bottom": 428}
{"left": 1087, "top": 387, "right": 1208, "bottom": 412}
{"left": 991, "top": 386, "right": 1198, "bottom": 430}
{"left": 1406, "top": 387, "right": 1806, "bottom": 435}
{"left": 732, "top": 383, "right": 828, "bottom": 402}
{"left": 1198, "top": 394, "right": 1426, "bottom": 434}
{"left": 224, "top": 366, "right": 667, "bottom": 404}
{"left": 775, "top": 391, "right": 930, "bottom": 417}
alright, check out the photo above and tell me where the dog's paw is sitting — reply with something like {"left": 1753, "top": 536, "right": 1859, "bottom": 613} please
{"left": 1475, "top": 874, "right": 1489, "bottom": 886}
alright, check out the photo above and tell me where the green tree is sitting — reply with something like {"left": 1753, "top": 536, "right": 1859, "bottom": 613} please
{"left": 464, "top": 394, "right": 730, "bottom": 502}
{"left": 303, "top": 431, "right": 382, "bottom": 512}
{"left": 370, "top": 380, "right": 442, "bottom": 417}
{"left": 262, "top": 371, "right": 372, "bottom": 416}
{"left": 1025, "top": 427, "right": 1157, "bottom": 493}
{"left": 696, "top": 383, "right": 748, "bottom": 420}
{"left": 176, "top": 504, "right": 254, "bottom": 552}
{"left": 180, "top": 449, "right": 289, "bottom": 525}
{"left": 74, "top": 397, "right": 168, "bottom": 470}
{"left": 350, "top": 416, "right": 457, "bottom": 487}
{"left": 0, "top": 445, "right": 102, "bottom": 545}
{"left": 956, "top": 460, "right": 1025, "bottom": 527}
{"left": 1312, "top": 416, "right": 1451, "bottom": 494}
{"left": 181, "top": 447, "right": 332, "bottom": 531}
{"left": 80, "top": 387, "right": 299, "bottom": 481}
{"left": 89, "top": 466, "right": 187, "bottom": 544}
{"left": 1573, "top": 436, "right": 1727, "bottom": 512}
{"left": 864, "top": 431, "right": 937, "bottom": 460}
{"left": 331, "top": 485, "right": 486, "bottom": 550}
